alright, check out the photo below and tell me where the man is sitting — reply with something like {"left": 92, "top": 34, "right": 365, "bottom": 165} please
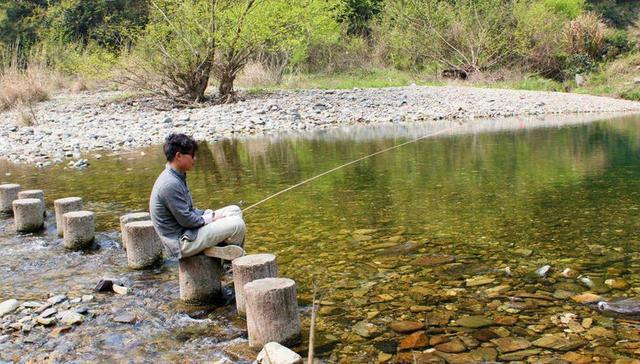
{"left": 149, "top": 133, "right": 246, "bottom": 261}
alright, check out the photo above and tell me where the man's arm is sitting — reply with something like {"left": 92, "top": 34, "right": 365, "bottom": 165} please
{"left": 163, "top": 184, "right": 206, "bottom": 228}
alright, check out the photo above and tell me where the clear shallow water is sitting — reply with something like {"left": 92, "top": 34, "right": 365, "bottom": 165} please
{"left": 1, "top": 114, "right": 640, "bottom": 362}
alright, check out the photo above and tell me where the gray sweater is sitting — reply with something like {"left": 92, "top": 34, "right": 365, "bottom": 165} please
{"left": 149, "top": 165, "right": 205, "bottom": 258}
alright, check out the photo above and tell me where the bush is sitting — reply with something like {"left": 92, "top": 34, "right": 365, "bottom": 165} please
{"left": 542, "top": 0, "right": 584, "bottom": 19}
{"left": 380, "top": 0, "right": 515, "bottom": 73}
{"left": 513, "top": 1, "right": 566, "bottom": 77}
{"left": 603, "top": 29, "right": 634, "bottom": 60}
{"left": 0, "top": 65, "right": 50, "bottom": 111}
{"left": 563, "top": 12, "right": 607, "bottom": 60}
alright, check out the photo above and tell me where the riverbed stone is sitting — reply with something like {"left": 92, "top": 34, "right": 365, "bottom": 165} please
{"left": 0, "top": 299, "right": 19, "bottom": 317}
{"left": 497, "top": 348, "right": 541, "bottom": 361}
{"left": 398, "top": 331, "right": 429, "bottom": 351}
{"left": 113, "top": 312, "right": 136, "bottom": 324}
{"left": 491, "top": 337, "right": 532, "bottom": 353}
{"left": 571, "top": 293, "right": 602, "bottom": 303}
{"left": 413, "top": 255, "right": 455, "bottom": 266}
{"left": 389, "top": 320, "right": 424, "bottom": 333}
{"left": 435, "top": 338, "right": 466, "bottom": 353}
{"left": 532, "top": 334, "right": 586, "bottom": 351}
{"left": 465, "top": 276, "right": 495, "bottom": 287}
{"left": 59, "top": 310, "right": 84, "bottom": 325}
{"left": 605, "top": 278, "right": 630, "bottom": 290}
{"left": 353, "top": 321, "right": 379, "bottom": 338}
{"left": 436, "top": 348, "right": 498, "bottom": 363}
{"left": 47, "top": 295, "right": 67, "bottom": 305}
{"left": 456, "top": 315, "right": 494, "bottom": 328}
{"left": 426, "top": 311, "right": 452, "bottom": 326}
{"left": 561, "top": 351, "right": 594, "bottom": 364}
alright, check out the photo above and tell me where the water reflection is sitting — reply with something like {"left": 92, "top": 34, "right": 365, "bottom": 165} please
{"left": 2, "top": 113, "right": 640, "bottom": 362}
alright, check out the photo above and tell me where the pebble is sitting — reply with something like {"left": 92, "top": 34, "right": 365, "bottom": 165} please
{"left": 352, "top": 321, "right": 379, "bottom": 338}
{"left": 113, "top": 312, "right": 136, "bottom": 324}
{"left": 3, "top": 87, "right": 639, "bottom": 165}
{"left": 59, "top": 311, "right": 84, "bottom": 325}
{"left": 81, "top": 295, "right": 94, "bottom": 303}
{"left": 47, "top": 295, "right": 67, "bottom": 305}
{"left": 389, "top": 321, "right": 424, "bottom": 333}
{"left": 456, "top": 315, "right": 495, "bottom": 328}
{"left": 491, "top": 337, "right": 532, "bottom": 353}
{"left": 112, "top": 284, "right": 131, "bottom": 295}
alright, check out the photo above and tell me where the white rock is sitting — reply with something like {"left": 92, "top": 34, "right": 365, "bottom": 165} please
{"left": 256, "top": 342, "right": 302, "bottom": 364}
{"left": 0, "top": 299, "right": 20, "bottom": 317}
{"left": 59, "top": 310, "right": 84, "bottom": 325}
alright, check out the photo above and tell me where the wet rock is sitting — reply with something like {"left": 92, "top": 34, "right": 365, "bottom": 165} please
{"left": 532, "top": 334, "right": 586, "bottom": 351}
{"left": 59, "top": 311, "right": 84, "bottom": 325}
{"left": 585, "top": 326, "right": 616, "bottom": 340}
{"left": 413, "top": 255, "right": 455, "bottom": 266}
{"left": 497, "top": 348, "right": 541, "bottom": 361}
{"left": 389, "top": 321, "right": 424, "bottom": 333}
{"left": 491, "top": 337, "right": 532, "bottom": 353}
{"left": 465, "top": 276, "right": 495, "bottom": 287}
{"left": 352, "top": 321, "right": 379, "bottom": 338}
{"left": 535, "top": 265, "right": 551, "bottom": 277}
{"left": 571, "top": 293, "right": 602, "bottom": 303}
{"left": 398, "top": 331, "right": 429, "bottom": 351}
{"left": 561, "top": 268, "right": 579, "bottom": 278}
{"left": 377, "top": 352, "right": 392, "bottom": 363}
{"left": 223, "top": 342, "right": 260, "bottom": 362}
{"left": 456, "top": 315, "right": 494, "bottom": 328}
{"left": 373, "top": 340, "right": 397, "bottom": 354}
{"left": 485, "top": 285, "right": 511, "bottom": 297}
{"left": 435, "top": 338, "right": 466, "bottom": 353}
{"left": 396, "top": 352, "right": 444, "bottom": 363}
{"left": 0, "top": 299, "right": 20, "bottom": 317}
{"left": 494, "top": 316, "right": 517, "bottom": 326}
{"left": 473, "top": 328, "right": 499, "bottom": 342}
{"left": 553, "top": 289, "right": 574, "bottom": 299}
{"left": 436, "top": 348, "right": 497, "bottom": 363}
{"left": 598, "top": 297, "right": 640, "bottom": 315}
{"left": 605, "top": 279, "right": 630, "bottom": 290}
{"left": 426, "top": 312, "right": 452, "bottom": 327}
{"left": 560, "top": 351, "right": 592, "bottom": 364}
{"left": 381, "top": 241, "right": 421, "bottom": 256}
{"left": 256, "top": 342, "right": 302, "bottom": 364}
{"left": 409, "top": 305, "right": 433, "bottom": 313}
{"left": 21, "top": 301, "right": 43, "bottom": 309}
{"left": 429, "top": 335, "right": 448, "bottom": 346}
{"left": 514, "top": 248, "right": 533, "bottom": 257}
{"left": 47, "top": 295, "right": 67, "bottom": 305}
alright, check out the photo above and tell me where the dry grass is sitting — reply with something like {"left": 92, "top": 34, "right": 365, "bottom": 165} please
{"left": 0, "top": 65, "right": 52, "bottom": 111}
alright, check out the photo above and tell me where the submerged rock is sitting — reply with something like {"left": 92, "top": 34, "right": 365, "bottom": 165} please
{"left": 456, "top": 315, "right": 494, "bottom": 328}
{"left": 535, "top": 265, "right": 551, "bottom": 277}
{"left": 398, "top": 331, "right": 429, "bottom": 351}
{"left": 389, "top": 320, "right": 424, "bottom": 333}
{"left": 532, "top": 334, "right": 585, "bottom": 351}
{"left": 597, "top": 297, "right": 640, "bottom": 315}
{"left": 352, "top": 321, "right": 379, "bottom": 338}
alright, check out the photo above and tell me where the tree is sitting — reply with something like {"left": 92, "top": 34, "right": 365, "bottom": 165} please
{"left": 129, "top": 0, "right": 338, "bottom": 104}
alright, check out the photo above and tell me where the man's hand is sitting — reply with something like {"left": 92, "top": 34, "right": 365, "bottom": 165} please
{"left": 203, "top": 210, "right": 215, "bottom": 224}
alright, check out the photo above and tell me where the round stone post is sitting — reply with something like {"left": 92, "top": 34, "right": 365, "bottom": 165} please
{"left": 63, "top": 211, "right": 95, "bottom": 250}
{"left": 119, "top": 212, "right": 150, "bottom": 250}
{"left": 245, "top": 278, "right": 301, "bottom": 348}
{"left": 12, "top": 199, "right": 45, "bottom": 233}
{"left": 54, "top": 197, "right": 83, "bottom": 237}
{"left": 0, "top": 184, "right": 20, "bottom": 214}
{"left": 179, "top": 255, "right": 222, "bottom": 305}
{"left": 18, "top": 190, "right": 46, "bottom": 217}
{"left": 124, "top": 221, "right": 163, "bottom": 269}
{"left": 233, "top": 254, "right": 278, "bottom": 316}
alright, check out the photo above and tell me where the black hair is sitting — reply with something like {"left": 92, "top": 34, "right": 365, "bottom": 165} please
{"left": 164, "top": 133, "right": 198, "bottom": 161}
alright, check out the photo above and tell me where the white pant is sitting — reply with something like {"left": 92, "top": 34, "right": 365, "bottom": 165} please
{"left": 180, "top": 205, "right": 246, "bottom": 258}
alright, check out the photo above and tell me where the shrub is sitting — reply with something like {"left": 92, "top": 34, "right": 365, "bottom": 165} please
{"left": 562, "top": 12, "right": 607, "bottom": 60}
{"left": 0, "top": 65, "right": 50, "bottom": 111}
{"left": 380, "top": 0, "right": 516, "bottom": 73}
{"left": 603, "top": 29, "right": 634, "bottom": 60}
{"left": 542, "top": 0, "right": 584, "bottom": 19}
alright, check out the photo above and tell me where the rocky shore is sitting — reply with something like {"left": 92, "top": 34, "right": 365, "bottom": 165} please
{"left": 1, "top": 86, "right": 640, "bottom": 166}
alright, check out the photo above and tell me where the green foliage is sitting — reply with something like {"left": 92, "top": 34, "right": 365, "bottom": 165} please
{"left": 337, "top": 0, "right": 383, "bottom": 37}
{"left": 603, "top": 29, "right": 635, "bottom": 59}
{"left": 543, "top": 0, "right": 585, "bottom": 18}
{"left": 40, "top": 0, "right": 148, "bottom": 51}
{"left": 381, "top": 0, "right": 516, "bottom": 72}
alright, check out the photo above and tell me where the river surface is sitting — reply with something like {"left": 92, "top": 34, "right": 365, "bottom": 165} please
{"left": 2, "top": 113, "right": 640, "bottom": 363}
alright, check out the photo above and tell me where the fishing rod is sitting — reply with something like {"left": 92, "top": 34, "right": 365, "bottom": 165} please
{"left": 241, "top": 122, "right": 464, "bottom": 214}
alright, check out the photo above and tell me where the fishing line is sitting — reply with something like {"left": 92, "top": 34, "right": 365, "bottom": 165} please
{"left": 241, "top": 122, "right": 464, "bottom": 214}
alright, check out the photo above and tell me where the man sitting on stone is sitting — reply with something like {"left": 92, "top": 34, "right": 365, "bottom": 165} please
{"left": 149, "top": 133, "right": 245, "bottom": 261}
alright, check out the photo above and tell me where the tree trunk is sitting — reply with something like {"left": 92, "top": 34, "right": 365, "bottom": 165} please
{"left": 218, "top": 71, "right": 236, "bottom": 103}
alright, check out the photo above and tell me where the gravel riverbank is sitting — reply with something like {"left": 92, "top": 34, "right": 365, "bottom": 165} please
{"left": 1, "top": 86, "right": 640, "bottom": 166}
